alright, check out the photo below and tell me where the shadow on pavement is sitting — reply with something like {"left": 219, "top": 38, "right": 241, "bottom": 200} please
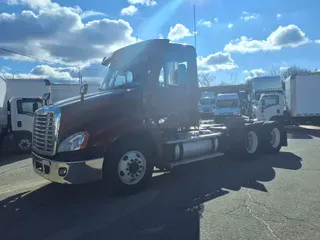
{"left": 0, "top": 152, "right": 30, "bottom": 167}
{"left": 0, "top": 151, "right": 302, "bottom": 240}
{"left": 287, "top": 126, "right": 320, "bottom": 139}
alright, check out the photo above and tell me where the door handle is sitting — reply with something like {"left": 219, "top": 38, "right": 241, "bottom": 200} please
{"left": 17, "top": 121, "right": 22, "bottom": 128}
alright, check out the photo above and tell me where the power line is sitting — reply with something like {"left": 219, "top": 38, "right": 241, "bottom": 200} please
{"left": 0, "top": 47, "right": 67, "bottom": 66}
{"left": 0, "top": 47, "right": 104, "bottom": 76}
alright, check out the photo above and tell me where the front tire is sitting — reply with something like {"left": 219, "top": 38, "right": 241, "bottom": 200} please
{"left": 103, "top": 141, "right": 154, "bottom": 196}
{"left": 16, "top": 134, "right": 32, "bottom": 153}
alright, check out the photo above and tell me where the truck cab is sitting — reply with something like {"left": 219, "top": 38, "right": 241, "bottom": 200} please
{"left": 199, "top": 95, "right": 215, "bottom": 118}
{"left": 213, "top": 93, "right": 241, "bottom": 123}
{"left": 254, "top": 93, "right": 286, "bottom": 121}
{"left": 31, "top": 39, "right": 288, "bottom": 196}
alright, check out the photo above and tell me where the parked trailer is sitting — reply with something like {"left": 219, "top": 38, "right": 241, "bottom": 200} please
{"left": 31, "top": 39, "right": 288, "bottom": 196}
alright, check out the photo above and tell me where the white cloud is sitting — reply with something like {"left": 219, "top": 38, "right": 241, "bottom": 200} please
{"left": 228, "top": 23, "right": 233, "bottom": 29}
{"left": 198, "top": 19, "right": 212, "bottom": 28}
{"left": 128, "top": 0, "right": 157, "bottom": 6}
{"left": 244, "top": 68, "right": 266, "bottom": 81}
{"left": 120, "top": 5, "right": 138, "bottom": 16}
{"left": 168, "top": 23, "right": 192, "bottom": 41}
{"left": 214, "top": 17, "right": 218, "bottom": 22}
{"left": 314, "top": 40, "right": 320, "bottom": 44}
{"left": 6, "top": 0, "right": 59, "bottom": 9}
{"left": 198, "top": 52, "right": 238, "bottom": 72}
{"left": 224, "top": 24, "right": 310, "bottom": 53}
{"left": 240, "top": 11, "right": 260, "bottom": 21}
{"left": 0, "top": 1, "right": 136, "bottom": 65}
{"left": 80, "top": 10, "right": 105, "bottom": 19}
{"left": 277, "top": 13, "right": 282, "bottom": 19}
{"left": 1, "top": 66, "right": 11, "bottom": 73}
{"left": 3, "top": 62, "right": 106, "bottom": 83}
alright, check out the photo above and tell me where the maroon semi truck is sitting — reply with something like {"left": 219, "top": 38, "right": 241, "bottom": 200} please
{"left": 31, "top": 39, "right": 288, "bottom": 195}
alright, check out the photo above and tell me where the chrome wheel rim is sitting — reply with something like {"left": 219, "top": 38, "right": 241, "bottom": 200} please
{"left": 118, "top": 151, "right": 147, "bottom": 185}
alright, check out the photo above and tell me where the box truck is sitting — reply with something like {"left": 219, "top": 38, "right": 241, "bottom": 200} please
{"left": 254, "top": 73, "right": 320, "bottom": 125}
{"left": 0, "top": 77, "right": 100, "bottom": 153}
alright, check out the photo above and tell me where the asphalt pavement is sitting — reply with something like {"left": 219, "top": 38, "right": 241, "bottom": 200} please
{"left": 1, "top": 126, "right": 320, "bottom": 240}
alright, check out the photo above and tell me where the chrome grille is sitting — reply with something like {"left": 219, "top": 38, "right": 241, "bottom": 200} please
{"left": 33, "top": 112, "right": 55, "bottom": 154}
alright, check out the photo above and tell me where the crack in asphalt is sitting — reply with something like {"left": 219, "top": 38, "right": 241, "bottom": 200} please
{"left": 246, "top": 191, "right": 320, "bottom": 233}
{"left": 245, "top": 190, "right": 281, "bottom": 240}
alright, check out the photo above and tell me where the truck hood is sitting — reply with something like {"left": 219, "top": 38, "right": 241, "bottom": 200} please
{"left": 49, "top": 88, "right": 143, "bottom": 141}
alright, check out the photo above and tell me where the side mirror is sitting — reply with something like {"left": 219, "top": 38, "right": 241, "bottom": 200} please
{"left": 80, "top": 83, "right": 88, "bottom": 95}
{"left": 80, "top": 84, "right": 88, "bottom": 101}
{"left": 42, "top": 92, "right": 50, "bottom": 101}
{"left": 32, "top": 102, "right": 39, "bottom": 113}
{"left": 41, "top": 92, "right": 50, "bottom": 105}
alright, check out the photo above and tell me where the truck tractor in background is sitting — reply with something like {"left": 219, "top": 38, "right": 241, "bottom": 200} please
{"left": 199, "top": 91, "right": 215, "bottom": 119}
{"left": 31, "top": 39, "right": 288, "bottom": 196}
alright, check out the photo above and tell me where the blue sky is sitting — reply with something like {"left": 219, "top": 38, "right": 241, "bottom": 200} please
{"left": 0, "top": 0, "right": 319, "bottom": 84}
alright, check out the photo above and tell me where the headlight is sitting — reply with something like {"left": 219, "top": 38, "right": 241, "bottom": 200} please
{"left": 58, "top": 132, "right": 89, "bottom": 153}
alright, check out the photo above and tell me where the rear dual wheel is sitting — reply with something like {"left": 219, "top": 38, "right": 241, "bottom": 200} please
{"left": 260, "top": 122, "right": 282, "bottom": 154}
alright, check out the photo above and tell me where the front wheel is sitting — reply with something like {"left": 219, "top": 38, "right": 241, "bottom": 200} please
{"left": 103, "top": 141, "right": 154, "bottom": 196}
{"left": 16, "top": 134, "right": 32, "bottom": 153}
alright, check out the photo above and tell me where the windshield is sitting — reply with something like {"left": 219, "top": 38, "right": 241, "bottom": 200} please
{"left": 100, "top": 66, "right": 142, "bottom": 90}
{"left": 200, "top": 98, "right": 215, "bottom": 105}
{"left": 216, "top": 99, "right": 239, "bottom": 108}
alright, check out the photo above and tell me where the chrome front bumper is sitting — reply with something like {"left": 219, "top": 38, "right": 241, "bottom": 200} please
{"left": 32, "top": 152, "right": 104, "bottom": 184}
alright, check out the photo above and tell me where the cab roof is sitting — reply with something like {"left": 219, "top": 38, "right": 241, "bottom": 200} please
{"left": 102, "top": 39, "right": 196, "bottom": 67}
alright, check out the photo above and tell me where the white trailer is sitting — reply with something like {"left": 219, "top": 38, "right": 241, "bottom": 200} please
{"left": 49, "top": 83, "right": 100, "bottom": 103}
{"left": 284, "top": 73, "right": 320, "bottom": 124}
{"left": 0, "top": 78, "right": 101, "bottom": 153}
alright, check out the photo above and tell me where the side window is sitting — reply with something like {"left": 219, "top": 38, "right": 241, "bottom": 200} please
{"left": 111, "top": 70, "right": 133, "bottom": 87}
{"left": 264, "top": 95, "right": 279, "bottom": 107}
{"left": 158, "top": 61, "right": 188, "bottom": 87}
{"left": 17, "top": 100, "right": 43, "bottom": 116}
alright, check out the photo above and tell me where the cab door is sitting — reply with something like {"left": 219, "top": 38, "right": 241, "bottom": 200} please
{"left": 10, "top": 97, "right": 43, "bottom": 132}
{"left": 144, "top": 59, "right": 199, "bottom": 129}
{"left": 259, "top": 94, "right": 283, "bottom": 121}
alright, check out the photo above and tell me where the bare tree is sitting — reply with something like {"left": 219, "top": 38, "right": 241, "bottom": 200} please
{"left": 198, "top": 72, "right": 216, "bottom": 87}
{"left": 229, "top": 72, "right": 239, "bottom": 85}
{"left": 280, "top": 65, "right": 311, "bottom": 80}
{"left": 269, "top": 65, "right": 280, "bottom": 76}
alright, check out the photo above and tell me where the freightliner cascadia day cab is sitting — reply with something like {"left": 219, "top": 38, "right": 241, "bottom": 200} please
{"left": 31, "top": 39, "right": 288, "bottom": 195}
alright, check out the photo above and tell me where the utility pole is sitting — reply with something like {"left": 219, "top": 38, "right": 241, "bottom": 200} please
{"left": 136, "top": 36, "right": 139, "bottom": 43}
{"left": 193, "top": 4, "right": 197, "bottom": 51}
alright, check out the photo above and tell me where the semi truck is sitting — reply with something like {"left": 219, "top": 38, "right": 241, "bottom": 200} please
{"left": 254, "top": 73, "right": 320, "bottom": 125}
{"left": 0, "top": 77, "right": 100, "bottom": 153}
{"left": 31, "top": 39, "right": 288, "bottom": 196}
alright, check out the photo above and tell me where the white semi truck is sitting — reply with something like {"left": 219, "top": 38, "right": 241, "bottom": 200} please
{"left": 254, "top": 73, "right": 320, "bottom": 125}
{"left": 0, "top": 77, "right": 100, "bottom": 153}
